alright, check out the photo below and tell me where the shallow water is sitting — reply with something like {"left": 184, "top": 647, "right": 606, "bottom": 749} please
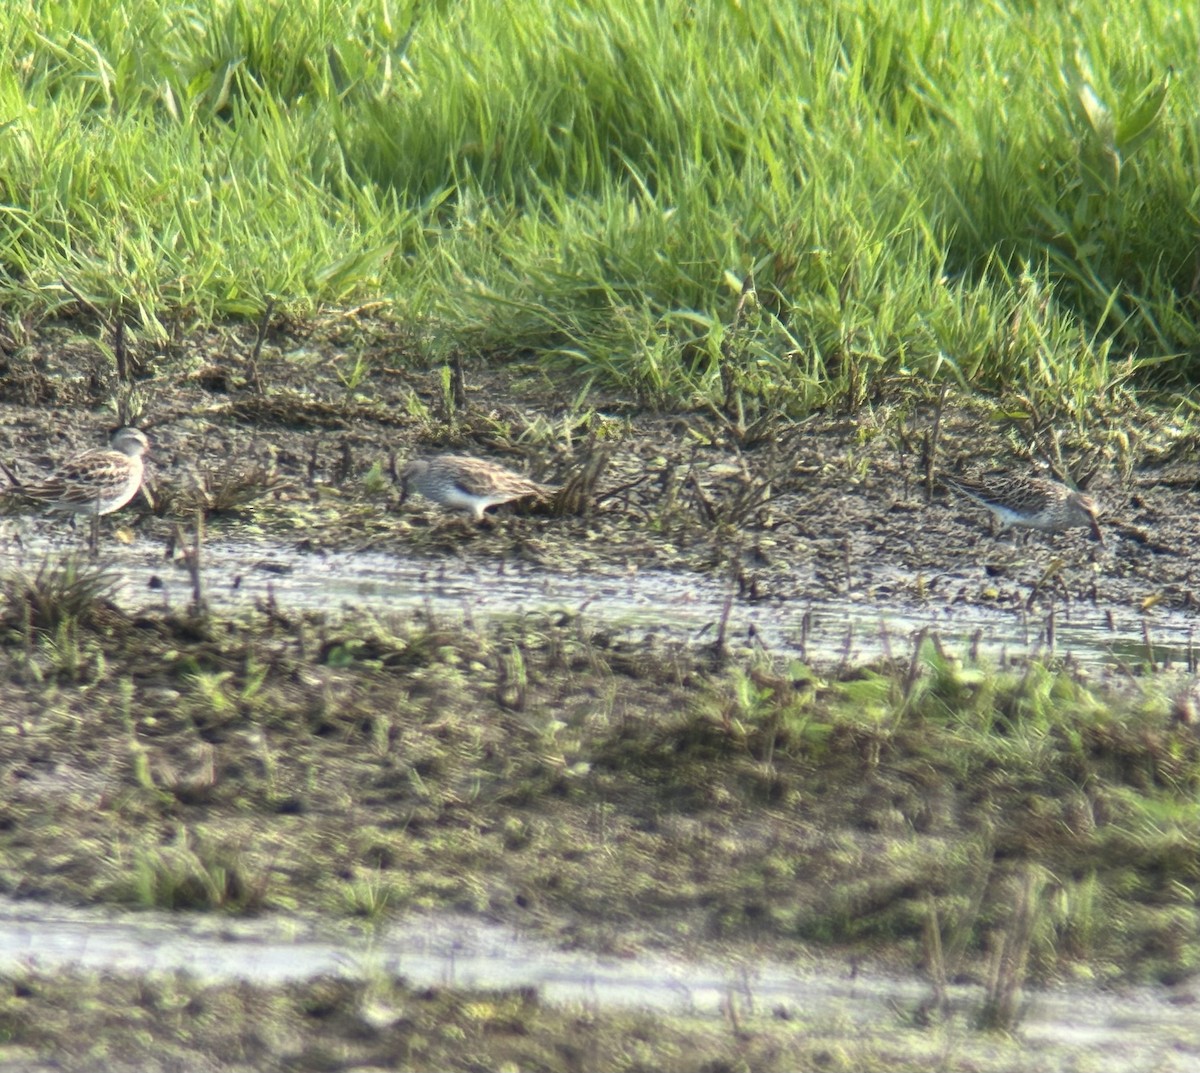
{"left": 3, "top": 527, "right": 1195, "bottom": 673}
{"left": 0, "top": 898, "right": 1197, "bottom": 1067}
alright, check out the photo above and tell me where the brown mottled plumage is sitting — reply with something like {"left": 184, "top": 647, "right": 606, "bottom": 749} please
{"left": 9, "top": 427, "right": 150, "bottom": 517}
{"left": 943, "top": 473, "right": 1103, "bottom": 544}
{"left": 398, "top": 455, "right": 556, "bottom": 522}
{"left": 2, "top": 427, "right": 151, "bottom": 553}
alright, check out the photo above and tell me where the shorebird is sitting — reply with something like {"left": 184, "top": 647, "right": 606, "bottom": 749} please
{"left": 942, "top": 473, "right": 1103, "bottom": 545}
{"left": 2, "top": 427, "right": 151, "bottom": 549}
{"left": 398, "top": 455, "right": 556, "bottom": 522}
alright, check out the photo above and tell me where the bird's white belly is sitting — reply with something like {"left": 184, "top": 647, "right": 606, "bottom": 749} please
{"left": 991, "top": 504, "right": 1049, "bottom": 530}
{"left": 438, "top": 486, "right": 491, "bottom": 512}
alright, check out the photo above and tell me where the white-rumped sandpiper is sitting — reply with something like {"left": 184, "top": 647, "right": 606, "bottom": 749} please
{"left": 943, "top": 472, "right": 1103, "bottom": 544}
{"left": 398, "top": 455, "right": 556, "bottom": 522}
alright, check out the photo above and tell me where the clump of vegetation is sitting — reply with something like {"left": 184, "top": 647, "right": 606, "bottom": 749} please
{"left": 0, "top": 556, "right": 119, "bottom": 635}
{"left": 0, "top": 588, "right": 1197, "bottom": 992}
{"left": 169, "top": 461, "right": 291, "bottom": 519}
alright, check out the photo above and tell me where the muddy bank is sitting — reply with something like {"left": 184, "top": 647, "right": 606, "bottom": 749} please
{"left": 0, "top": 578, "right": 1197, "bottom": 983}
{"left": 0, "top": 318, "right": 1196, "bottom": 619}
{"left": 9, "top": 965, "right": 1198, "bottom": 1073}
{"left": 3, "top": 527, "right": 1196, "bottom": 671}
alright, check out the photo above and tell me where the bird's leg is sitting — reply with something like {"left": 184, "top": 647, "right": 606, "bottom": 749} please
{"left": 90, "top": 484, "right": 104, "bottom": 555}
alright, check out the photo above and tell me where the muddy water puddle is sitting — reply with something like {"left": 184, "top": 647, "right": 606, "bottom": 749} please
{"left": 1, "top": 529, "right": 1193, "bottom": 672}
{"left": 0, "top": 898, "right": 1197, "bottom": 1069}
{"left": 3, "top": 529, "right": 1195, "bottom": 672}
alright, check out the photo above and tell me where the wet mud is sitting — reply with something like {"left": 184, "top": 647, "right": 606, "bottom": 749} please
{"left": 0, "top": 318, "right": 1196, "bottom": 624}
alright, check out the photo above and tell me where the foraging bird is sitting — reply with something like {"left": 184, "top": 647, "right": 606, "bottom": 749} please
{"left": 2, "top": 427, "right": 151, "bottom": 549}
{"left": 398, "top": 455, "right": 556, "bottom": 522}
{"left": 942, "top": 472, "right": 1103, "bottom": 545}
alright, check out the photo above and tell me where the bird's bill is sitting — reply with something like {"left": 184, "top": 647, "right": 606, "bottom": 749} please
{"left": 1088, "top": 514, "right": 1105, "bottom": 545}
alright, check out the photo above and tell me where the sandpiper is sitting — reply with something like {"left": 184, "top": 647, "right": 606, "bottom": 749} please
{"left": 3, "top": 427, "right": 151, "bottom": 549}
{"left": 398, "top": 455, "right": 556, "bottom": 522}
{"left": 942, "top": 473, "right": 1103, "bottom": 544}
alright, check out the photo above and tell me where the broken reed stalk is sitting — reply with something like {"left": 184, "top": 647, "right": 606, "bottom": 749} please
{"left": 113, "top": 318, "right": 128, "bottom": 384}
{"left": 924, "top": 382, "right": 949, "bottom": 504}
{"left": 877, "top": 618, "right": 894, "bottom": 663}
{"left": 903, "top": 627, "right": 928, "bottom": 701}
{"left": 712, "top": 590, "right": 734, "bottom": 666}
{"left": 192, "top": 509, "right": 205, "bottom": 613}
{"left": 21, "top": 585, "right": 33, "bottom": 669}
{"left": 922, "top": 895, "right": 948, "bottom": 1021}
{"left": 450, "top": 352, "right": 466, "bottom": 410}
{"left": 173, "top": 510, "right": 207, "bottom": 614}
{"left": 837, "top": 621, "right": 854, "bottom": 675}
{"left": 979, "top": 866, "right": 1045, "bottom": 1032}
{"left": 248, "top": 297, "right": 275, "bottom": 397}
{"left": 719, "top": 273, "right": 755, "bottom": 427}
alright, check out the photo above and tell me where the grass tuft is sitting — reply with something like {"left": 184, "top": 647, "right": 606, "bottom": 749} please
{"left": 0, "top": 554, "right": 119, "bottom": 635}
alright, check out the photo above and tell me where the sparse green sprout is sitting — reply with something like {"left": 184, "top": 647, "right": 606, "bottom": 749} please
{"left": 361, "top": 460, "right": 389, "bottom": 495}
{"left": 112, "top": 829, "right": 270, "bottom": 913}
{"left": 337, "top": 349, "right": 374, "bottom": 395}
{"left": 338, "top": 869, "right": 409, "bottom": 920}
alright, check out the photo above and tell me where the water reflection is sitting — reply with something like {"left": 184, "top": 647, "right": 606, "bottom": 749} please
{"left": 0, "top": 898, "right": 1196, "bottom": 1062}
{"left": 2, "top": 528, "right": 1195, "bottom": 671}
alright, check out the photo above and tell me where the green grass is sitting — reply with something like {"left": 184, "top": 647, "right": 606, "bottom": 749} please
{"left": 3, "top": 562, "right": 1200, "bottom": 986}
{"left": 0, "top": 0, "right": 1197, "bottom": 409}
